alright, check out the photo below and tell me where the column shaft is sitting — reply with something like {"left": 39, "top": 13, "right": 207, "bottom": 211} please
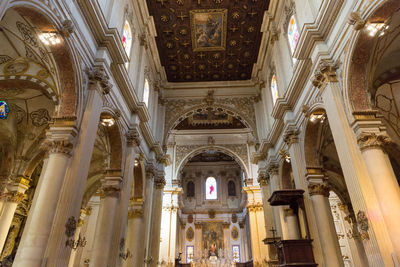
{"left": 13, "top": 133, "right": 75, "bottom": 267}
{"left": 89, "top": 175, "right": 122, "bottom": 267}
{"left": 124, "top": 206, "right": 144, "bottom": 267}
{"left": 142, "top": 166, "right": 155, "bottom": 266}
{"left": 321, "top": 78, "right": 393, "bottom": 266}
{"left": 358, "top": 139, "right": 400, "bottom": 262}
{"left": 149, "top": 178, "right": 165, "bottom": 267}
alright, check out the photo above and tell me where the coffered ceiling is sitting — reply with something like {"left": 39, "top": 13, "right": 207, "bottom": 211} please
{"left": 146, "top": 0, "right": 270, "bottom": 83}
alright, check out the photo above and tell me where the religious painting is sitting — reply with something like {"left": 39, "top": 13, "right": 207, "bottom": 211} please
{"left": 202, "top": 222, "right": 223, "bottom": 256}
{"left": 231, "top": 226, "right": 239, "bottom": 241}
{"left": 186, "top": 227, "right": 194, "bottom": 242}
{"left": 190, "top": 9, "right": 227, "bottom": 51}
{"left": 0, "top": 101, "right": 9, "bottom": 119}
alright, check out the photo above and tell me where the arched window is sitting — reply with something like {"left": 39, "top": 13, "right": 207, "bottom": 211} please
{"left": 270, "top": 74, "right": 279, "bottom": 105}
{"left": 205, "top": 177, "right": 217, "bottom": 200}
{"left": 187, "top": 181, "right": 195, "bottom": 197}
{"left": 287, "top": 15, "right": 299, "bottom": 55}
{"left": 122, "top": 20, "right": 133, "bottom": 57}
{"left": 143, "top": 78, "right": 150, "bottom": 106}
{"left": 228, "top": 180, "right": 236, "bottom": 196}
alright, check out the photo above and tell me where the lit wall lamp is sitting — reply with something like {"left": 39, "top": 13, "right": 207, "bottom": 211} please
{"left": 279, "top": 149, "right": 291, "bottom": 163}
{"left": 134, "top": 159, "right": 139, "bottom": 167}
{"left": 100, "top": 114, "right": 115, "bottom": 127}
{"left": 39, "top": 32, "right": 61, "bottom": 45}
{"left": 309, "top": 111, "right": 326, "bottom": 124}
{"left": 365, "top": 22, "right": 389, "bottom": 37}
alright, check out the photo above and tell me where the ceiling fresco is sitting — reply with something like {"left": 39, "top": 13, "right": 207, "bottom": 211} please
{"left": 146, "top": 0, "right": 270, "bottom": 82}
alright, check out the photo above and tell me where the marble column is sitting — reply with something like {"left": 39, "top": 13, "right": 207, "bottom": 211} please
{"left": 89, "top": 172, "right": 122, "bottom": 267}
{"left": 68, "top": 208, "right": 88, "bottom": 267}
{"left": 149, "top": 174, "right": 166, "bottom": 267}
{"left": 13, "top": 121, "right": 77, "bottom": 267}
{"left": 314, "top": 61, "right": 394, "bottom": 266}
{"left": 124, "top": 201, "right": 144, "bottom": 267}
{"left": 356, "top": 132, "right": 400, "bottom": 262}
{"left": 244, "top": 186, "right": 268, "bottom": 265}
{"left": 239, "top": 220, "right": 248, "bottom": 262}
{"left": 257, "top": 170, "right": 275, "bottom": 237}
{"left": 179, "top": 222, "right": 186, "bottom": 261}
{"left": 308, "top": 181, "right": 344, "bottom": 267}
{"left": 0, "top": 178, "right": 29, "bottom": 252}
{"left": 143, "top": 163, "right": 155, "bottom": 266}
{"left": 284, "top": 128, "right": 323, "bottom": 262}
{"left": 283, "top": 208, "right": 300, "bottom": 240}
{"left": 40, "top": 66, "right": 110, "bottom": 267}
{"left": 109, "top": 129, "right": 139, "bottom": 267}
{"left": 222, "top": 222, "right": 231, "bottom": 257}
{"left": 194, "top": 222, "right": 202, "bottom": 259}
{"left": 268, "top": 163, "right": 287, "bottom": 239}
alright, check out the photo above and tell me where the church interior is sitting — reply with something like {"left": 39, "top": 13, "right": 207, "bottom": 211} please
{"left": 0, "top": 0, "right": 400, "bottom": 267}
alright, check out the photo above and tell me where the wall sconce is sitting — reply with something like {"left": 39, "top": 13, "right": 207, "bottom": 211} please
{"left": 279, "top": 149, "right": 291, "bottom": 163}
{"left": 65, "top": 216, "right": 87, "bottom": 250}
{"left": 134, "top": 159, "right": 139, "bottom": 167}
{"left": 39, "top": 32, "right": 61, "bottom": 45}
{"left": 309, "top": 112, "right": 325, "bottom": 124}
{"left": 100, "top": 114, "right": 115, "bottom": 127}
{"left": 365, "top": 22, "right": 389, "bottom": 37}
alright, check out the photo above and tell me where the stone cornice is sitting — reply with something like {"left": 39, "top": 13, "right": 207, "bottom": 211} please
{"left": 293, "top": 0, "right": 344, "bottom": 60}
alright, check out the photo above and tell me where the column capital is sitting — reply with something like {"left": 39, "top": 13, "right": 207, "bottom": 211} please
{"left": 86, "top": 66, "right": 112, "bottom": 95}
{"left": 247, "top": 203, "right": 263, "bottom": 212}
{"left": 145, "top": 163, "right": 155, "bottom": 179}
{"left": 126, "top": 128, "right": 141, "bottom": 147}
{"left": 308, "top": 183, "right": 330, "bottom": 197}
{"left": 257, "top": 170, "right": 269, "bottom": 187}
{"left": 357, "top": 132, "right": 391, "bottom": 152}
{"left": 194, "top": 222, "right": 202, "bottom": 229}
{"left": 283, "top": 127, "right": 299, "bottom": 146}
{"left": 222, "top": 222, "right": 230, "bottom": 229}
{"left": 311, "top": 60, "right": 339, "bottom": 89}
{"left": 100, "top": 171, "right": 122, "bottom": 199}
{"left": 154, "top": 175, "right": 166, "bottom": 189}
{"left": 41, "top": 118, "right": 78, "bottom": 156}
{"left": 128, "top": 207, "right": 143, "bottom": 219}
{"left": 267, "top": 163, "right": 279, "bottom": 175}
{"left": 156, "top": 154, "right": 172, "bottom": 166}
{"left": 2, "top": 191, "right": 25, "bottom": 203}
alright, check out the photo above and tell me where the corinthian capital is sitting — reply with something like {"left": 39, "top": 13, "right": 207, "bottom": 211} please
{"left": 3, "top": 191, "right": 25, "bottom": 203}
{"left": 145, "top": 163, "right": 155, "bottom": 179}
{"left": 126, "top": 128, "right": 141, "bottom": 147}
{"left": 100, "top": 171, "right": 122, "bottom": 199}
{"left": 155, "top": 176, "right": 166, "bottom": 189}
{"left": 86, "top": 66, "right": 112, "bottom": 94}
{"left": 283, "top": 127, "right": 299, "bottom": 146}
{"left": 357, "top": 132, "right": 391, "bottom": 152}
{"left": 308, "top": 183, "right": 330, "bottom": 197}
{"left": 41, "top": 140, "right": 74, "bottom": 156}
{"left": 311, "top": 60, "right": 338, "bottom": 88}
{"left": 257, "top": 170, "right": 269, "bottom": 186}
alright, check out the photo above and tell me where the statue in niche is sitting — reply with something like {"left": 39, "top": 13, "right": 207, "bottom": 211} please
{"left": 187, "top": 181, "right": 195, "bottom": 197}
{"left": 228, "top": 180, "right": 236, "bottom": 196}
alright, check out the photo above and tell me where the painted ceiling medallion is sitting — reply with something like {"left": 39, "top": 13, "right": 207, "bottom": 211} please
{"left": 4, "top": 58, "right": 29, "bottom": 75}
{"left": 190, "top": 9, "right": 227, "bottom": 52}
{"left": 0, "top": 101, "right": 9, "bottom": 119}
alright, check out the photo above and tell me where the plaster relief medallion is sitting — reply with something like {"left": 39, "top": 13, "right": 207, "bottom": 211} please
{"left": 231, "top": 213, "right": 238, "bottom": 223}
{"left": 231, "top": 226, "right": 239, "bottom": 240}
{"left": 186, "top": 227, "right": 194, "bottom": 241}
{"left": 9, "top": 103, "right": 25, "bottom": 124}
{"left": 4, "top": 58, "right": 29, "bottom": 75}
{"left": 190, "top": 9, "right": 227, "bottom": 52}
{"left": 30, "top": 108, "right": 51, "bottom": 127}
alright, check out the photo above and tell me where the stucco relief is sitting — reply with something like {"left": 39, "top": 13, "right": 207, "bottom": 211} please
{"left": 164, "top": 96, "right": 258, "bottom": 141}
{"left": 175, "top": 144, "right": 249, "bottom": 176}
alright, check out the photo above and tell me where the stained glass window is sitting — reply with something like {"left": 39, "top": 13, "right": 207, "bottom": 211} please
{"left": 232, "top": 245, "right": 240, "bottom": 262}
{"left": 143, "top": 78, "right": 150, "bottom": 106}
{"left": 186, "top": 246, "right": 194, "bottom": 263}
{"left": 122, "top": 20, "right": 132, "bottom": 57}
{"left": 205, "top": 177, "right": 217, "bottom": 200}
{"left": 271, "top": 74, "right": 279, "bottom": 105}
{"left": 287, "top": 15, "right": 299, "bottom": 55}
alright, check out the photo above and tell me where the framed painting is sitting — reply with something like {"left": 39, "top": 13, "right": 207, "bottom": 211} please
{"left": 190, "top": 9, "right": 227, "bottom": 51}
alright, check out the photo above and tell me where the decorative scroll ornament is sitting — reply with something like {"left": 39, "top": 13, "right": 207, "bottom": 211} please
{"left": 357, "top": 132, "right": 391, "bottom": 151}
{"left": 86, "top": 66, "right": 112, "bottom": 94}
{"left": 356, "top": 211, "right": 369, "bottom": 240}
{"left": 283, "top": 127, "right": 299, "bottom": 146}
{"left": 311, "top": 60, "right": 339, "bottom": 88}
